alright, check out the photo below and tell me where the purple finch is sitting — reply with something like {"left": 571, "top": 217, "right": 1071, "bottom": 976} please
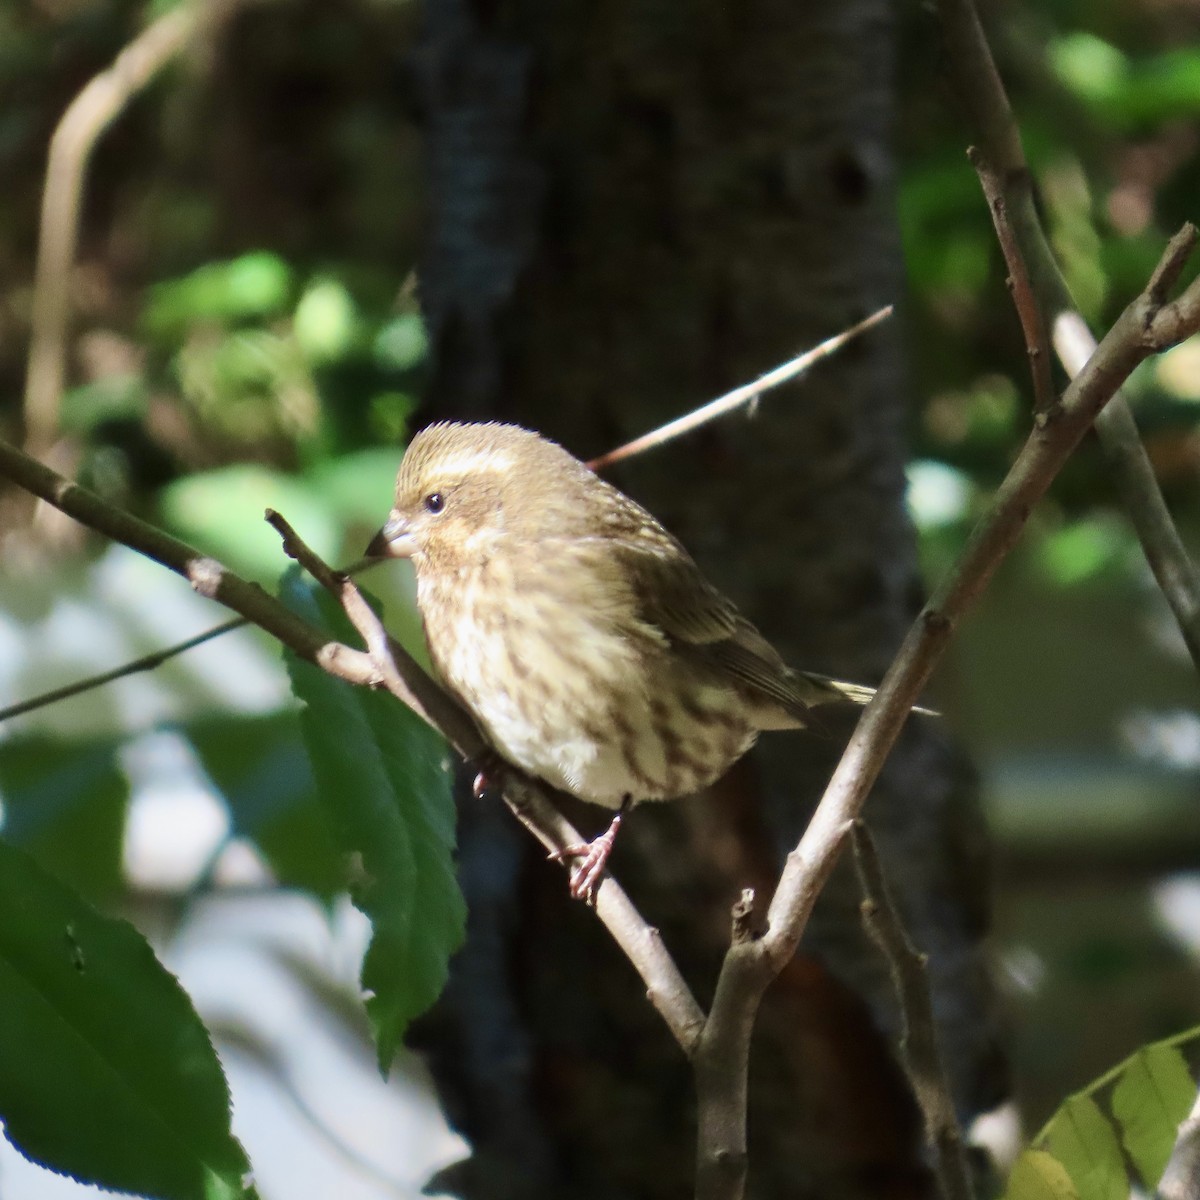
{"left": 367, "top": 422, "right": 883, "bottom": 899}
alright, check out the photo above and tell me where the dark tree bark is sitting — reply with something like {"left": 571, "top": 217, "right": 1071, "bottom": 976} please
{"left": 411, "top": 1, "right": 1006, "bottom": 1196}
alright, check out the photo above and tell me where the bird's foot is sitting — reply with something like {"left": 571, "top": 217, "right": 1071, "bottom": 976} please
{"left": 551, "top": 804, "right": 627, "bottom": 905}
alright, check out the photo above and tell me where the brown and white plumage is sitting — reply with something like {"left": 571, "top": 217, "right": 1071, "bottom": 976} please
{"left": 366, "top": 421, "right": 877, "bottom": 812}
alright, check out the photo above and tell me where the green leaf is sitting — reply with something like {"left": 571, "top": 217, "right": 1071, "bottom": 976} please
{"left": 1050, "top": 35, "right": 1200, "bottom": 127}
{"left": 306, "top": 448, "right": 404, "bottom": 527}
{"left": 1036, "top": 518, "right": 1133, "bottom": 588}
{"left": 294, "top": 277, "right": 359, "bottom": 364}
{"left": 60, "top": 374, "right": 148, "bottom": 435}
{"left": 1004, "top": 1150, "right": 1081, "bottom": 1200}
{"left": 280, "top": 571, "right": 465, "bottom": 1071}
{"left": 1043, "top": 1095, "right": 1127, "bottom": 1200}
{"left": 1111, "top": 1041, "right": 1196, "bottom": 1188}
{"left": 143, "top": 252, "right": 293, "bottom": 337}
{"left": 372, "top": 312, "right": 428, "bottom": 372}
{"left": 367, "top": 391, "right": 417, "bottom": 444}
{"left": 0, "top": 839, "right": 252, "bottom": 1199}
{"left": 0, "top": 735, "right": 128, "bottom": 903}
{"left": 1051, "top": 33, "right": 1128, "bottom": 107}
{"left": 186, "top": 713, "right": 344, "bottom": 901}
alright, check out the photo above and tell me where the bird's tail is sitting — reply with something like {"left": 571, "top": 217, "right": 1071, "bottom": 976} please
{"left": 798, "top": 671, "right": 939, "bottom": 717}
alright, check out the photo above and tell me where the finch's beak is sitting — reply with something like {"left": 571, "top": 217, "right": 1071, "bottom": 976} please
{"left": 365, "top": 511, "right": 417, "bottom": 559}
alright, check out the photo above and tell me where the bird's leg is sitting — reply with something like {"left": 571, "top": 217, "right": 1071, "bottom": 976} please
{"left": 552, "top": 795, "right": 632, "bottom": 905}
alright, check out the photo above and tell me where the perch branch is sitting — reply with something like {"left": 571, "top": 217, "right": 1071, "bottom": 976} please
{"left": 23, "top": 0, "right": 246, "bottom": 457}
{"left": 851, "top": 823, "right": 974, "bottom": 1200}
{"left": 264, "top": 508, "right": 483, "bottom": 753}
{"left": 938, "top": 0, "right": 1200, "bottom": 670}
{"left": 262, "top": 508, "right": 707, "bottom": 1051}
{"left": 690, "top": 229, "right": 1200, "bottom": 1200}
{"left": 0, "top": 440, "right": 708, "bottom": 1052}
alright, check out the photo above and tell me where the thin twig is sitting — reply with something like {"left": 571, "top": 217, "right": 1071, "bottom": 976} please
{"left": 690, "top": 229, "right": 1200, "bottom": 1200}
{"left": 0, "top": 617, "right": 245, "bottom": 724}
{"left": 0, "top": 552, "right": 380, "bottom": 726}
{"left": 23, "top": 0, "right": 246, "bottom": 458}
{"left": 967, "top": 147, "right": 1056, "bottom": 415}
{"left": 266, "top": 508, "right": 480, "bottom": 748}
{"left": 587, "top": 307, "right": 893, "bottom": 471}
{"left": 937, "top": 0, "right": 1200, "bottom": 671}
{"left": 851, "top": 823, "right": 975, "bottom": 1200}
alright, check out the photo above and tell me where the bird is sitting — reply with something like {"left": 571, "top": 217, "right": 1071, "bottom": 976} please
{"left": 366, "top": 421, "right": 889, "bottom": 901}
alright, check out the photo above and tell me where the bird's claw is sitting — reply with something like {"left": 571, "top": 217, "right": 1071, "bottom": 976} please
{"left": 470, "top": 751, "right": 506, "bottom": 801}
{"left": 552, "top": 841, "right": 607, "bottom": 904}
{"left": 550, "top": 812, "right": 623, "bottom": 905}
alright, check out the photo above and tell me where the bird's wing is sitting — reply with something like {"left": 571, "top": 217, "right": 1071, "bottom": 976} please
{"left": 610, "top": 532, "right": 822, "bottom": 720}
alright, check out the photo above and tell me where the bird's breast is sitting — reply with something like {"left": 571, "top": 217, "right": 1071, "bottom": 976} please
{"left": 416, "top": 556, "right": 757, "bottom": 807}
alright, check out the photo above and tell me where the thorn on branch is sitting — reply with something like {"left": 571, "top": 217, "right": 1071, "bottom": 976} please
{"left": 922, "top": 608, "right": 951, "bottom": 635}
{"left": 1146, "top": 223, "right": 1198, "bottom": 306}
{"left": 730, "top": 888, "right": 762, "bottom": 946}
{"left": 265, "top": 508, "right": 347, "bottom": 596}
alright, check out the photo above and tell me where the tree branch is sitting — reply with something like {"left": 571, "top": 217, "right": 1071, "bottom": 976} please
{"left": 0, "top": 440, "right": 379, "bottom": 687}
{"left": 967, "top": 147, "right": 1056, "bottom": 416}
{"left": 0, "top": 437, "right": 707, "bottom": 1053}
{"left": 937, "top": 0, "right": 1200, "bottom": 671}
{"left": 852, "top": 823, "right": 974, "bottom": 1200}
{"left": 0, "top": 617, "right": 245, "bottom": 724}
{"left": 689, "top": 229, "right": 1200, "bottom": 1200}
{"left": 588, "top": 307, "right": 893, "bottom": 471}
{"left": 23, "top": 0, "right": 249, "bottom": 458}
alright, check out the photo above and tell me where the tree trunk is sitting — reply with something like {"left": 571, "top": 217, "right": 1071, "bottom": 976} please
{"left": 411, "top": 1, "right": 1006, "bottom": 1196}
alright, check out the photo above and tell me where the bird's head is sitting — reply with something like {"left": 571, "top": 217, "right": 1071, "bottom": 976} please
{"left": 365, "top": 421, "right": 603, "bottom": 571}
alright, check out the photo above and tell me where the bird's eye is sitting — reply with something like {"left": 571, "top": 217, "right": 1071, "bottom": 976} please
{"left": 424, "top": 492, "right": 445, "bottom": 514}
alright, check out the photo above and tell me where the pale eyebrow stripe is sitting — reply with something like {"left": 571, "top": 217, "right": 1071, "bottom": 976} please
{"left": 428, "top": 449, "right": 514, "bottom": 476}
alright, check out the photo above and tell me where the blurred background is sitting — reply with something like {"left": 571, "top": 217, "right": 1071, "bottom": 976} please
{"left": 1, "top": 0, "right": 1199, "bottom": 1195}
